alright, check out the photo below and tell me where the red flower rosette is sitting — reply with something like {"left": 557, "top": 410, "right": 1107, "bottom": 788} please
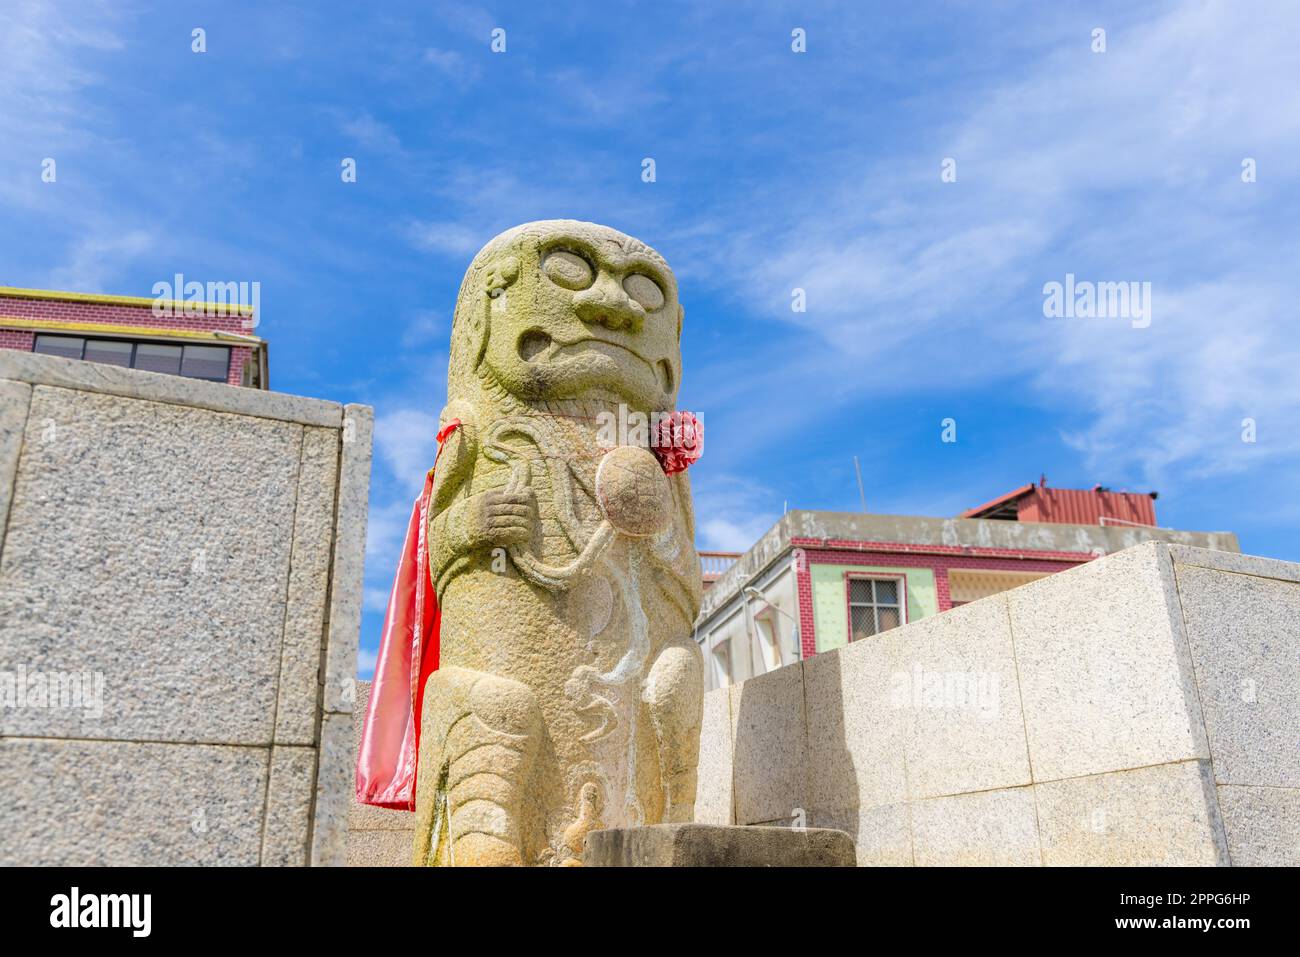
{"left": 653, "top": 410, "right": 703, "bottom": 475}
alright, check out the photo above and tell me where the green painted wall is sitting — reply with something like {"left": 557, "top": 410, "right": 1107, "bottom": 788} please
{"left": 809, "top": 564, "right": 938, "bottom": 652}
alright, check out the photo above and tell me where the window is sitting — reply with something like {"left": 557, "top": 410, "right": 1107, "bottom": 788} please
{"left": 134, "top": 343, "right": 183, "bottom": 376}
{"left": 32, "top": 334, "right": 229, "bottom": 382}
{"left": 181, "top": 344, "right": 229, "bottom": 380}
{"left": 946, "top": 569, "right": 1049, "bottom": 605}
{"left": 753, "top": 612, "right": 782, "bottom": 671}
{"left": 33, "top": 335, "right": 84, "bottom": 359}
{"left": 711, "top": 639, "right": 731, "bottom": 688}
{"left": 83, "top": 339, "right": 132, "bottom": 367}
{"left": 846, "top": 575, "right": 905, "bottom": 641}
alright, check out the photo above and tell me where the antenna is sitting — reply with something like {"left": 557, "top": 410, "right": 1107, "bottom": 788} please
{"left": 853, "top": 456, "right": 867, "bottom": 513}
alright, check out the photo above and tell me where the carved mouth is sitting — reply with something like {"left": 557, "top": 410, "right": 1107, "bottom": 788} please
{"left": 517, "top": 330, "right": 667, "bottom": 393}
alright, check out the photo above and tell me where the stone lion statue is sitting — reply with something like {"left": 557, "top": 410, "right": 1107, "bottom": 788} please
{"left": 411, "top": 220, "right": 704, "bottom": 866}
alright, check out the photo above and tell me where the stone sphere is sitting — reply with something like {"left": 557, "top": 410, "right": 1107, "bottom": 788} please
{"left": 595, "top": 445, "right": 672, "bottom": 537}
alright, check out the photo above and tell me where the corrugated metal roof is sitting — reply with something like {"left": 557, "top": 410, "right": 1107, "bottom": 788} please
{"left": 1019, "top": 487, "right": 1157, "bottom": 527}
{"left": 959, "top": 484, "right": 1036, "bottom": 519}
{"left": 962, "top": 483, "right": 1158, "bottom": 527}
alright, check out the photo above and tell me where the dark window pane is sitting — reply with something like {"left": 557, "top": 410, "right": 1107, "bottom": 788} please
{"left": 84, "top": 339, "right": 132, "bottom": 367}
{"left": 180, "top": 345, "right": 230, "bottom": 381}
{"left": 34, "top": 335, "right": 84, "bottom": 359}
{"left": 133, "top": 343, "right": 182, "bottom": 375}
{"left": 874, "top": 579, "right": 899, "bottom": 605}
{"left": 849, "top": 605, "right": 876, "bottom": 641}
{"left": 849, "top": 579, "right": 873, "bottom": 604}
{"left": 877, "top": 607, "right": 901, "bottom": 632}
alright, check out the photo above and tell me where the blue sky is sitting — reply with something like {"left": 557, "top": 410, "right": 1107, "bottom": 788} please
{"left": 3, "top": 1, "right": 1298, "bottom": 678}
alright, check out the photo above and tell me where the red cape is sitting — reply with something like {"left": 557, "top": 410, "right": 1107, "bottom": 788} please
{"left": 354, "top": 421, "right": 458, "bottom": 810}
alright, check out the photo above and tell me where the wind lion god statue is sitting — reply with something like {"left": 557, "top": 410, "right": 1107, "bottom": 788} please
{"left": 358, "top": 220, "right": 705, "bottom": 867}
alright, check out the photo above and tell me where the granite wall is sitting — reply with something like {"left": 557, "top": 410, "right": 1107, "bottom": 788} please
{"left": 695, "top": 542, "right": 1298, "bottom": 866}
{"left": 0, "top": 351, "right": 372, "bottom": 866}
{"left": 347, "top": 679, "right": 415, "bottom": 866}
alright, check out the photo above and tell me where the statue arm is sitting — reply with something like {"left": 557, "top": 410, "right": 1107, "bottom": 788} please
{"left": 427, "top": 404, "right": 533, "bottom": 595}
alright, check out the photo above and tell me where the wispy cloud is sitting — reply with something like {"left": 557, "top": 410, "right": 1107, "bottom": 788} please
{"left": 374, "top": 406, "right": 439, "bottom": 487}
{"left": 0, "top": 0, "right": 124, "bottom": 146}
{"left": 406, "top": 220, "right": 486, "bottom": 258}
{"left": 48, "top": 231, "right": 154, "bottom": 292}
{"left": 690, "top": 1, "right": 1300, "bottom": 486}
{"left": 423, "top": 47, "right": 480, "bottom": 84}
{"left": 340, "top": 113, "right": 403, "bottom": 153}
{"left": 356, "top": 645, "right": 378, "bottom": 678}
{"left": 691, "top": 473, "right": 782, "bottom": 552}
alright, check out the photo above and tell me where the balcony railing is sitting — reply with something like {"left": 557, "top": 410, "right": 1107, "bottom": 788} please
{"left": 699, "top": 551, "right": 741, "bottom": 584}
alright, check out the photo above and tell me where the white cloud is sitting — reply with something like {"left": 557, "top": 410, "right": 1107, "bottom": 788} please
{"left": 361, "top": 405, "right": 443, "bottom": 632}
{"left": 698, "top": 515, "right": 777, "bottom": 553}
{"left": 374, "top": 406, "right": 439, "bottom": 488}
{"left": 363, "top": 586, "right": 391, "bottom": 614}
{"left": 47, "top": 231, "right": 154, "bottom": 293}
{"left": 356, "top": 645, "right": 378, "bottom": 678}
{"left": 406, "top": 220, "right": 486, "bottom": 258}
{"left": 423, "top": 47, "right": 478, "bottom": 84}
{"left": 340, "top": 113, "right": 402, "bottom": 153}
{"left": 400, "top": 311, "right": 445, "bottom": 348}
{"left": 0, "top": 0, "right": 123, "bottom": 147}
{"left": 0, "top": 1, "right": 127, "bottom": 215}
{"left": 694, "top": 0, "right": 1300, "bottom": 486}
{"left": 361, "top": 494, "right": 417, "bottom": 639}
{"left": 690, "top": 473, "right": 780, "bottom": 552}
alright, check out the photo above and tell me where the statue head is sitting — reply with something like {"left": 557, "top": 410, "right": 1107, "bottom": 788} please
{"left": 448, "top": 220, "right": 683, "bottom": 412}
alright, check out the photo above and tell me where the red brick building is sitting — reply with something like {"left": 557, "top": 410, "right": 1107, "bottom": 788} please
{"left": 0, "top": 287, "right": 267, "bottom": 388}
{"left": 695, "top": 484, "right": 1238, "bottom": 690}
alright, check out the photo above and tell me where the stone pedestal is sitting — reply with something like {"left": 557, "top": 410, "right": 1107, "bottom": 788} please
{"left": 583, "top": 824, "right": 856, "bottom": 867}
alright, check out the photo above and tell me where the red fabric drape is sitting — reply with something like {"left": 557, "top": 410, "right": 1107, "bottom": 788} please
{"left": 354, "top": 420, "right": 459, "bottom": 810}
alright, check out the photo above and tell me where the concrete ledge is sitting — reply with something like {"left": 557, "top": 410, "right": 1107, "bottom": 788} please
{"left": 583, "top": 824, "right": 856, "bottom": 867}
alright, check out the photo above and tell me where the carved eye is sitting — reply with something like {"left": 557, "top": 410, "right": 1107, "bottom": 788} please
{"left": 542, "top": 250, "right": 595, "bottom": 291}
{"left": 623, "top": 273, "right": 664, "bottom": 311}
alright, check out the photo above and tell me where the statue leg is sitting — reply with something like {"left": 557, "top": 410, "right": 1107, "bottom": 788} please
{"left": 411, "top": 666, "right": 542, "bottom": 866}
{"left": 641, "top": 640, "right": 704, "bottom": 823}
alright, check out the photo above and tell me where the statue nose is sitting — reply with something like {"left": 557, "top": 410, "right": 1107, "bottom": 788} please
{"left": 573, "top": 279, "right": 644, "bottom": 333}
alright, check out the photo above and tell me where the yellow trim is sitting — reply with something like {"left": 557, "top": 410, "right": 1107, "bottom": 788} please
{"left": 0, "top": 285, "right": 255, "bottom": 318}
{"left": 0, "top": 316, "right": 264, "bottom": 347}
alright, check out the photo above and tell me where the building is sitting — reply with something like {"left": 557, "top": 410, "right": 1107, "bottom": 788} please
{"left": 695, "top": 484, "right": 1239, "bottom": 690}
{"left": 0, "top": 286, "right": 267, "bottom": 388}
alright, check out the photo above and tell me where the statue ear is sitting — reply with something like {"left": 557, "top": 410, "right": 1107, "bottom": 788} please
{"left": 468, "top": 295, "right": 490, "bottom": 372}
{"left": 484, "top": 255, "right": 520, "bottom": 299}
{"left": 676, "top": 304, "right": 684, "bottom": 341}
{"left": 463, "top": 255, "right": 519, "bottom": 375}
